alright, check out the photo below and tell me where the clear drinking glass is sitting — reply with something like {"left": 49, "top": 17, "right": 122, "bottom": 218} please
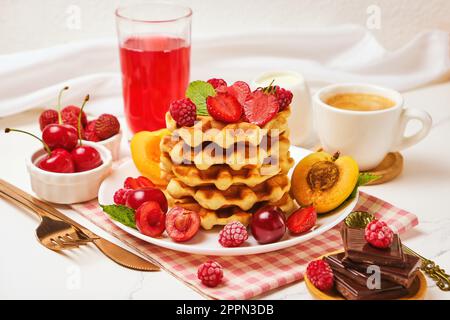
{"left": 116, "top": 2, "right": 192, "bottom": 134}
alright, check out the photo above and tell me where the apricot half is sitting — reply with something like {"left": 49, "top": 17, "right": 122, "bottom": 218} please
{"left": 130, "top": 129, "right": 170, "bottom": 186}
{"left": 291, "top": 151, "right": 359, "bottom": 213}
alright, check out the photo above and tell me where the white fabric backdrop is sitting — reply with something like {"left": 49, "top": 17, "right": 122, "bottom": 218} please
{"left": 0, "top": 25, "right": 449, "bottom": 118}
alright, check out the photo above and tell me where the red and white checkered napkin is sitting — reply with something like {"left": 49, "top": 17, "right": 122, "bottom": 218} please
{"left": 71, "top": 191, "right": 418, "bottom": 300}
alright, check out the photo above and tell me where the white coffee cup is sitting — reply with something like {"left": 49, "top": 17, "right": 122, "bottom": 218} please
{"left": 313, "top": 83, "right": 432, "bottom": 171}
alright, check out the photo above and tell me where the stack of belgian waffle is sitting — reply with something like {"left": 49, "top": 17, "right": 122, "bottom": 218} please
{"left": 160, "top": 108, "right": 296, "bottom": 230}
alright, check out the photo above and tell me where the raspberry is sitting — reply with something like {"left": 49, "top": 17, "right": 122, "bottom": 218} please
{"left": 84, "top": 120, "right": 100, "bottom": 142}
{"left": 113, "top": 188, "right": 130, "bottom": 205}
{"left": 275, "top": 86, "right": 293, "bottom": 110}
{"left": 169, "top": 98, "right": 197, "bottom": 127}
{"left": 306, "top": 260, "right": 334, "bottom": 291}
{"left": 95, "top": 114, "right": 120, "bottom": 140}
{"left": 365, "top": 219, "right": 394, "bottom": 248}
{"left": 39, "top": 109, "right": 59, "bottom": 131}
{"left": 218, "top": 221, "right": 248, "bottom": 247}
{"left": 197, "top": 260, "right": 223, "bottom": 287}
{"left": 206, "top": 92, "right": 242, "bottom": 123}
{"left": 207, "top": 78, "right": 227, "bottom": 91}
{"left": 61, "top": 105, "right": 87, "bottom": 130}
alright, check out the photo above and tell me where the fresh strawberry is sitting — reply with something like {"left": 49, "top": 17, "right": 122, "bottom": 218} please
{"left": 227, "top": 81, "right": 250, "bottom": 105}
{"left": 84, "top": 120, "right": 100, "bottom": 142}
{"left": 61, "top": 105, "right": 88, "bottom": 130}
{"left": 243, "top": 90, "right": 279, "bottom": 126}
{"left": 124, "top": 176, "right": 155, "bottom": 190}
{"left": 39, "top": 109, "right": 59, "bottom": 131}
{"left": 207, "top": 78, "right": 227, "bottom": 92}
{"left": 287, "top": 206, "right": 317, "bottom": 234}
{"left": 95, "top": 114, "right": 120, "bottom": 140}
{"left": 206, "top": 92, "right": 242, "bottom": 123}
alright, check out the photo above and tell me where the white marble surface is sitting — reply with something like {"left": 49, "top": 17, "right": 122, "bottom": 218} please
{"left": 1, "top": 82, "right": 450, "bottom": 299}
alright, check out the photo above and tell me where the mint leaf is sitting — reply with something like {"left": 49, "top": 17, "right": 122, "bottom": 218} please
{"left": 357, "top": 172, "right": 381, "bottom": 186}
{"left": 349, "top": 173, "right": 381, "bottom": 198}
{"left": 100, "top": 204, "right": 136, "bottom": 229}
{"left": 186, "top": 80, "right": 216, "bottom": 116}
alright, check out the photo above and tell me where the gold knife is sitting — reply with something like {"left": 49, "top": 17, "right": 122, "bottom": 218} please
{"left": 0, "top": 179, "right": 160, "bottom": 272}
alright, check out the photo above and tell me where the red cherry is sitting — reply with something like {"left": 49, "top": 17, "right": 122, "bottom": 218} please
{"left": 37, "top": 148, "right": 75, "bottom": 173}
{"left": 71, "top": 145, "right": 103, "bottom": 172}
{"left": 64, "top": 94, "right": 102, "bottom": 172}
{"left": 39, "top": 86, "right": 78, "bottom": 151}
{"left": 4, "top": 128, "right": 74, "bottom": 174}
{"left": 42, "top": 123, "right": 78, "bottom": 151}
{"left": 165, "top": 207, "right": 200, "bottom": 242}
{"left": 135, "top": 201, "right": 166, "bottom": 238}
{"left": 250, "top": 206, "right": 286, "bottom": 244}
{"left": 125, "top": 188, "right": 168, "bottom": 212}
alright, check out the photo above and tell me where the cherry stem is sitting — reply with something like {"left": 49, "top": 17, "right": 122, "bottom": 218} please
{"left": 78, "top": 94, "right": 90, "bottom": 146}
{"left": 4, "top": 128, "right": 51, "bottom": 155}
{"left": 332, "top": 151, "right": 340, "bottom": 161}
{"left": 57, "top": 86, "right": 69, "bottom": 124}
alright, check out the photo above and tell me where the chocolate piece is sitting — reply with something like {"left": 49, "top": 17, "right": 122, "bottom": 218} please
{"left": 342, "top": 254, "right": 421, "bottom": 288}
{"left": 342, "top": 225, "right": 406, "bottom": 267}
{"left": 324, "top": 253, "right": 405, "bottom": 288}
{"left": 333, "top": 271, "right": 411, "bottom": 300}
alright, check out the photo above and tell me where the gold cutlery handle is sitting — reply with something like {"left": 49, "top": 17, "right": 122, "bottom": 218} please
{"left": 404, "top": 245, "right": 450, "bottom": 291}
{"left": 0, "top": 188, "right": 47, "bottom": 221}
{"left": 0, "top": 179, "right": 160, "bottom": 271}
{"left": 421, "top": 259, "right": 450, "bottom": 291}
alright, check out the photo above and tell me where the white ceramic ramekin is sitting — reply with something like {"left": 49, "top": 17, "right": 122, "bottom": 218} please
{"left": 83, "top": 130, "right": 122, "bottom": 161}
{"left": 26, "top": 141, "right": 113, "bottom": 204}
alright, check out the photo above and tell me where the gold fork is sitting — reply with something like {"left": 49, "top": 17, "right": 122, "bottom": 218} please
{"left": 0, "top": 179, "right": 160, "bottom": 271}
{"left": 0, "top": 189, "right": 97, "bottom": 251}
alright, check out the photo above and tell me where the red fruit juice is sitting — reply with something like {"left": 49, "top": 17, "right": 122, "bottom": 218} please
{"left": 119, "top": 36, "right": 190, "bottom": 133}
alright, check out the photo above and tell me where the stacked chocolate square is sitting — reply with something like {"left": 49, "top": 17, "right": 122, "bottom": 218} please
{"left": 325, "top": 224, "right": 422, "bottom": 300}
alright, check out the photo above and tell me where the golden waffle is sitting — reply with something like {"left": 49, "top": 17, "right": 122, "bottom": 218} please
{"left": 169, "top": 192, "right": 297, "bottom": 230}
{"left": 166, "top": 174, "right": 290, "bottom": 211}
{"left": 160, "top": 132, "right": 290, "bottom": 170}
{"left": 160, "top": 152, "right": 294, "bottom": 190}
{"left": 165, "top": 108, "right": 290, "bottom": 148}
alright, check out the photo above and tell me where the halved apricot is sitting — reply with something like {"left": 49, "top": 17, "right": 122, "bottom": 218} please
{"left": 130, "top": 129, "right": 170, "bottom": 186}
{"left": 291, "top": 151, "right": 359, "bottom": 213}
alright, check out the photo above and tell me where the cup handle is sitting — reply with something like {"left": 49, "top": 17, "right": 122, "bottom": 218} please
{"left": 393, "top": 108, "right": 432, "bottom": 151}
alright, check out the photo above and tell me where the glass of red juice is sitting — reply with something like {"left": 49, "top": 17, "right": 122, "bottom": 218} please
{"left": 115, "top": 3, "right": 191, "bottom": 134}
